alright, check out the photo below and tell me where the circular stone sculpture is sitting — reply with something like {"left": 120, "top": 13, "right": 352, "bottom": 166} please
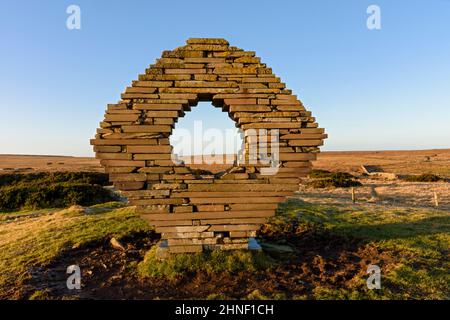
{"left": 91, "top": 38, "right": 327, "bottom": 254}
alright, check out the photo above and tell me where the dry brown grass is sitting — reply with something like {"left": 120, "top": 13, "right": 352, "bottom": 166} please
{"left": 0, "top": 155, "right": 102, "bottom": 174}
{"left": 312, "top": 149, "right": 450, "bottom": 177}
{"left": 303, "top": 149, "right": 450, "bottom": 211}
{"left": 1, "top": 150, "right": 448, "bottom": 211}
{"left": 297, "top": 178, "right": 450, "bottom": 211}
{"left": 3, "top": 149, "right": 448, "bottom": 176}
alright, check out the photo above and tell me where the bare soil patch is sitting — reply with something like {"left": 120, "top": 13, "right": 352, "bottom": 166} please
{"left": 21, "top": 230, "right": 395, "bottom": 300}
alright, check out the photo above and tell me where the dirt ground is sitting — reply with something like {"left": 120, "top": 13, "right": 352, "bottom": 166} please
{"left": 19, "top": 229, "right": 395, "bottom": 300}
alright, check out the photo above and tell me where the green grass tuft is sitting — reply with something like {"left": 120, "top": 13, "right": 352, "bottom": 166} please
{"left": 28, "top": 290, "right": 51, "bottom": 300}
{"left": 137, "top": 247, "right": 275, "bottom": 280}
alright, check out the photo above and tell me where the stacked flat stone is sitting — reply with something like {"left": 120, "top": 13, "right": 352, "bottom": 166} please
{"left": 91, "top": 38, "right": 327, "bottom": 254}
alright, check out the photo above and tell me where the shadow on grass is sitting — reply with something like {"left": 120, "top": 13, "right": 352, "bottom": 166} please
{"left": 277, "top": 198, "right": 450, "bottom": 241}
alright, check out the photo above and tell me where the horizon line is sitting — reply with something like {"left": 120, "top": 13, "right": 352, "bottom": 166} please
{"left": 1, "top": 147, "right": 449, "bottom": 158}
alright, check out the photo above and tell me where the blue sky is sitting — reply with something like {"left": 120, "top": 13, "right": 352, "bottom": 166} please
{"left": 0, "top": 0, "right": 449, "bottom": 156}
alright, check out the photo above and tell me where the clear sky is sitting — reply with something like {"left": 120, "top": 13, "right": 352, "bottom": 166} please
{"left": 0, "top": 0, "right": 449, "bottom": 156}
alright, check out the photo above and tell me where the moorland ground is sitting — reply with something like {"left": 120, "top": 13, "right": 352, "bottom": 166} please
{"left": 0, "top": 149, "right": 448, "bottom": 299}
{"left": 2, "top": 149, "right": 450, "bottom": 176}
{"left": 2, "top": 150, "right": 449, "bottom": 211}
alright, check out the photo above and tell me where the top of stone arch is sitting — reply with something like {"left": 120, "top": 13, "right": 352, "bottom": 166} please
{"left": 94, "top": 37, "right": 325, "bottom": 174}
{"left": 125, "top": 37, "right": 303, "bottom": 125}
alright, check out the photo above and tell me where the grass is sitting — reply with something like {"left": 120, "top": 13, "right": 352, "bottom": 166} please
{"left": 269, "top": 199, "right": 450, "bottom": 299}
{"left": 0, "top": 196, "right": 448, "bottom": 300}
{"left": 139, "top": 199, "right": 449, "bottom": 299}
{"left": 137, "top": 246, "right": 275, "bottom": 280}
{"left": 0, "top": 202, "right": 153, "bottom": 297}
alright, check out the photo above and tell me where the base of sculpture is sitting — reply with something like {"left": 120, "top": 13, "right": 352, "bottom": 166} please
{"left": 154, "top": 238, "right": 262, "bottom": 259}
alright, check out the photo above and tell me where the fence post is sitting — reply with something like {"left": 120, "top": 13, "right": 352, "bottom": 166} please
{"left": 434, "top": 192, "right": 439, "bottom": 207}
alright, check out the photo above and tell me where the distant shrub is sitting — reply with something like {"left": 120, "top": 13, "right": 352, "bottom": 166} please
{"left": 403, "top": 174, "right": 443, "bottom": 182}
{"left": 0, "top": 182, "right": 115, "bottom": 211}
{"left": 308, "top": 171, "right": 361, "bottom": 188}
{"left": 0, "top": 172, "right": 114, "bottom": 211}
{"left": 190, "top": 169, "right": 214, "bottom": 176}
{"left": 310, "top": 169, "right": 356, "bottom": 180}
{"left": 309, "top": 169, "right": 332, "bottom": 179}
{"left": 0, "top": 172, "right": 109, "bottom": 188}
